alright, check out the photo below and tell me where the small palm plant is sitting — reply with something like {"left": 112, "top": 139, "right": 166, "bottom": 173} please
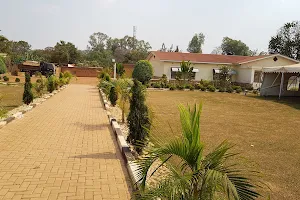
{"left": 116, "top": 78, "right": 133, "bottom": 123}
{"left": 178, "top": 61, "right": 194, "bottom": 85}
{"left": 136, "top": 104, "right": 261, "bottom": 200}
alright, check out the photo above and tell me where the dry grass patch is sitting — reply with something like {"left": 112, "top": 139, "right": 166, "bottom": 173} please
{"left": 147, "top": 90, "right": 300, "bottom": 200}
{"left": 0, "top": 85, "right": 23, "bottom": 112}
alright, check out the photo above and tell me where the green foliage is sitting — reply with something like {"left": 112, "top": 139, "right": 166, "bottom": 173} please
{"left": 153, "top": 82, "right": 162, "bottom": 89}
{"left": 0, "top": 57, "right": 7, "bottom": 74}
{"left": 208, "top": 85, "right": 216, "bottom": 92}
{"left": 23, "top": 73, "right": 33, "bottom": 105}
{"left": 253, "top": 89, "right": 259, "bottom": 95}
{"left": 269, "top": 21, "right": 300, "bottom": 60}
{"left": 47, "top": 75, "right": 56, "bottom": 93}
{"left": 177, "top": 84, "right": 184, "bottom": 90}
{"left": 109, "top": 86, "right": 118, "bottom": 106}
{"left": 160, "top": 74, "right": 168, "bottom": 88}
{"left": 200, "top": 79, "right": 212, "bottom": 87}
{"left": 236, "top": 87, "right": 243, "bottom": 93}
{"left": 62, "top": 71, "right": 73, "bottom": 84}
{"left": 219, "top": 87, "right": 225, "bottom": 92}
{"left": 127, "top": 79, "right": 151, "bottom": 154}
{"left": 52, "top": 41, "right": 80, "bottom": 65}
{"left": 187, "top": 33, "right": 205, "bottom": 53}
{"left": 136, "top": 104, "right": 261, "bottom": 200}
{"left": 98, "top": 72, "right": 111, "bottom": 82}
{"left": 132, "top": 60, "right": 153, "bottom": 84}
{"left": 178, "top": 61, "right": 194, "bottom": 83}
{"left": 189, "top": 85, "right": 195, "bottom": 91}
{"left": 116, "top": 78, "right": 133, "bottom": 123}
{"left": 3, "top": 76, "right": 9, "bottom": 82}
{"left": 15, "top": 78, "right": 20, "bottom": 82}
{"left": 227, "top": 86, "right": 234, "bottom": 93}
{"left": 116, "top": 63, "right": 125, "bottom": 78}
{"left": 169, "top": 85, "right": 176, "bottom": 90}
{"left": 221, "top": 36, "right": 250, "bottom": 56}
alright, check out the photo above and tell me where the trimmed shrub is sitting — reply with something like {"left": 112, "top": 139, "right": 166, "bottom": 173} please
{"left": 132, "top": 60, "right": 153, "bottom": 84}
{"left": 127, "top": 79, "right": 151, "bottom": 154}
{"left": 3, "top": 76, "right": 9, "bottom": 82}
{"left": 232, "top": 85, "right": 239, "bottom": 90}
{"left": 236, "top": 87, "right": 243, "bottom": 93}
{"left": 153, "top": 82, "right": 162, "bottom": 89}
{"left": 177, "top": 85, "right": 184, "bottom": 90}
{"left": 109, "top": 86, "right": 118, "bottom": 106}
{"left": 63, "top": 71, "right": 73, "bottom": 84}
{"left": 207, "top": 85, "right": 216, "bottom": 92}
{"left": 200, "top": 80, "right": 212, "bottom": 87}
{"left": 99, "top": 72, "right": 111, "bottom": 82}
{"left": 189, "top": 85, "right": 195, "bottom": 91}
{"left": 15, "top": 78, "right": 20, "bottom": 82}
{"left": 47, "top": 75, "right": 56, "bottom": 93}
{"left": 219, "top": 87, "right": 225, "bottom": 92}
{"left": 23, "top": 73, "right": 33, "bottom": 105}
{"left": 0, "top": 57, "right": 7, "bottom": 74}
{"left": 169, "top": 85, "right": 176, "bottom": 90}
{"left": 227, "top": 87, "right": 234, "bottom": 93}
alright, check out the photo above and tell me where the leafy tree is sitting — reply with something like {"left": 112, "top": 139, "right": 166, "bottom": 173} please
{"left": 23, "top": 73, "right": 34, "bottom": 105}
{"left": 109, "top": 86, "right": 118, "bottom": 106}
{"left": 88, "top": 32, "right": 109, "bottom": 51}
{"left": 52, "top": 41, "right": 80, "bottom": 64}
{"left": 178, "top": 60, "right": 193, "bottom": 84}
{"left": 221, "top": 37, "right": 250, "bottom": 56}
{"left": 0, "top": 57, "right": 7, "bottom": 74}
{"left": 132, "top": 60, "right": 153, "bottom": 84}
{"left": 11, "top": 41, "right": 31, "bottom": 56}
{"left": 0, "top": 35, "right": 12, "bottom": 54}
{"left": 174, "top": 45, "right": 179, "bottom": 52}
{"left": 116, "top": 78, "right": 133, "bottom": 123}
{"left": 127, "top": 79, "right": 151, "bottom": 154}
{"left": 269, "top": 21, "right": 300, "bottom": 60}
{"left": 116, "top": 63, "right": 125, "bottom": 78}
{"left": 136, "top": 104, "right": 261, "bottom": 200}
{"left": 211, "top": 46, "right": 223, "bottom": 54}
{"left": 187, "top": 33, "right": 205, "bottom": 53}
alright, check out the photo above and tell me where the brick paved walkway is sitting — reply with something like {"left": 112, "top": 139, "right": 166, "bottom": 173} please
{"left": 0, "top": 85, "right": 131, "bottom": 200}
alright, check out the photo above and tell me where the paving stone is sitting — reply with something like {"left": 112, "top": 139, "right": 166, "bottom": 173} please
{"left": 0, "top": 84, "right": 131, "bottom": 199}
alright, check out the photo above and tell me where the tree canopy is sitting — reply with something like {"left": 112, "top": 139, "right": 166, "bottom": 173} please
{"left": 187, "top": 33, "right": 205, "bottom": 53}
{"left": 269, "top": 21, "right": 300, "bottom": 60}
{"left": 221, "top": 37, "right": 250, "bottom": 56}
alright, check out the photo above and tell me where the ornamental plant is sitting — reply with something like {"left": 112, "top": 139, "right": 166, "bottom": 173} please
{"left": 23, "top": 73, "right": 33, "bottom": 105}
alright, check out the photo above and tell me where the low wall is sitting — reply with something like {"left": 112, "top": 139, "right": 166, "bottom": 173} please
{"left": 61, "top": 67, "right": 101, "bottom": 77}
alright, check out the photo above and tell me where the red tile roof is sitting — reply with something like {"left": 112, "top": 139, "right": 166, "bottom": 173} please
{"left": 149, "top": 51, "right": 271, "bottom": 64}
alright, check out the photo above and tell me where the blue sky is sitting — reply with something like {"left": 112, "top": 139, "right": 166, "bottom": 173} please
{"left": 1, "top": 0, "right": 299, "bottom": 53}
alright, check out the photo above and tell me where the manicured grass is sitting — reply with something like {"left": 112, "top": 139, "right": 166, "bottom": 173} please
{"left": 0, "top": 85, "right": 23, "bottom": 112}
{"left": 147, "top": 90, "right": 300, "bottom": 200}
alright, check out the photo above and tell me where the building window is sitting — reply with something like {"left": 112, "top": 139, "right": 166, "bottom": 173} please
{"left": 287, "top": 76, "right": 299, "bottom": 91}
{"left": 254, "top": 71, "right": 262, "bottom": 83}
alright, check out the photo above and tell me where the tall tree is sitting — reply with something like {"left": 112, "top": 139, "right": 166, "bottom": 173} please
{"left": 174, "top": 45, "right": 179, "bottom": 52}
{"left": 269, "top": 21, "right": 300, "bottom": 60}
{"left": 127, "top": 79, "right": 151, "bottom": 154}
{"left": 221, "top": 37, "right": 250, "bottom": 56}
{"left": 187, "top": 33, "right": 205, "bottom": 53}
{"left": 52, "top": 41, "right": 80, "bottom": 64}
{"left": 11, "top": 41, "right": 31, "bottom": 56}
{"left": 88, "top": 32, "right": 109, "bottom": 51}
{"left": 0, "top": 35, "right": 12, "bottom": 54}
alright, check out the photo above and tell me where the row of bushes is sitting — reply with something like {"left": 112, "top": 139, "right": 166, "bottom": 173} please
{"left": 0, "top": 76, "right": 20, "bottom": 82}
{"left": 149, "top": 81, "right": 245, "bottom": 93}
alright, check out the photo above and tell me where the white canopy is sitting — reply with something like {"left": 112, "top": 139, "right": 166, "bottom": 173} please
{"left": 263, "top": 63, "right": 300, "bottom": 73}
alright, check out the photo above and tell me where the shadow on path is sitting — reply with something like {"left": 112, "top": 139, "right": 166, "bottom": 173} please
{"left": 247, "top": 95, "right": 300, "bottom": 110}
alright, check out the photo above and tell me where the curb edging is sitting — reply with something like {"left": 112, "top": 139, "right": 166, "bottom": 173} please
{"left": 0, "top": 85, "right": 68, "bottom": 129}
{"left": 98, "top": 88, "right": 140, "bottom": 189}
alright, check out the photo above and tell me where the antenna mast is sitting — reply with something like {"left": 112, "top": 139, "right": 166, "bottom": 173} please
{"left": 133, "top": 26, "right": 137, "bottom": 49}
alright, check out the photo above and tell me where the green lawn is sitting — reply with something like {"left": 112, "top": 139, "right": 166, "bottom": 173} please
{"left": 146, "top": 90, "right": 300, "bottom": 200}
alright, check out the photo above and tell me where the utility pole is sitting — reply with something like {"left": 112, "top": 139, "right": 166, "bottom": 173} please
{"left": 133, "top": 26, "right": 137, "bottom": 49}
